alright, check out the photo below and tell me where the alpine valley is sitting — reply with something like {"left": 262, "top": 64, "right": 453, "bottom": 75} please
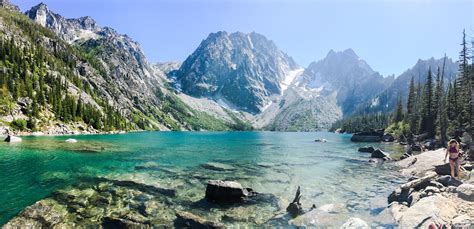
{"left": 0, "top": 0, "right": 459, "bottom": 134}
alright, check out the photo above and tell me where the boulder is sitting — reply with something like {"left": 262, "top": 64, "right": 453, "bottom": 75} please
{"left": 358, "top": 146, "right": 375, "bottom": 153}
{"left": 456, "top": 184, "right": 474, "bottom": 201}
{"left": 314, "top": 138, "right": 328, "bottom": 143}
{"left": 423, "top": 139, "right": 437, "bottom": 150}
{"left": 350, "top": 131, "right": 382, "bottom": 142}
{"left": 4, "top": 135, "right": 21, "bottom": 143}
{"left": 397, "top": 195, "right": 457, "bottom": 228}
{"left": 407, "top": 192, "right": 421, "bottom": 206}
{"left": 341, "top": 217, "right": 369, "bottom": 228}
{"left": 451, "top": 214, "right": 472, "bottom": 229}
{"left": 371, "top": 149, "right": 391, "bottom": 160}
{"left": 382, "top": 134, "right": 395, "bottom": 142}
{"left": 434, "top": 163, "right": 453, "bottom": 176}
{"left": 205, "top": 180, "right": 255, "bottom": 203}
{"left": 388, "top": 187, "right": 411, "bottom": 204}
{"left": 436, "top": 175, "right": 463, "bottom": 187}
{"left": 174, "top": 211, "right": 224, "bottom": 229}
{"left": 65, "top": 138, "right": 77, "bottom": 143}
{"left": 411, "top": 144, "right": 422, "bottom": 152}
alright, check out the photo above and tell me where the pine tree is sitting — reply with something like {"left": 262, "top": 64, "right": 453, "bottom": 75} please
{"left": 393, "top": 94, "right": 404, "bottom": 123}
{"left": 420, "top": 68, "right": 435, "bottom": 137}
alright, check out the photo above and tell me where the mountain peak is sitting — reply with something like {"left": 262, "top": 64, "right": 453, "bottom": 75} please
{"left": 0, "top": 0, "right": 20, "bottom": 12}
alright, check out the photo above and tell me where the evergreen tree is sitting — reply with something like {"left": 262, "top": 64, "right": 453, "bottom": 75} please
{"left": 420, "top": 68, "right": 435, "bottom": 137}
{"left": 393, "top": 94, "right": 404, "bottom": 123}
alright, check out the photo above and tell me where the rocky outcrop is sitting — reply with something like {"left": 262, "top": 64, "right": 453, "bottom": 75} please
{"left": 172, "top": 31, "right": 298, "bottom": 114}
{"left": 371, "top": 149, "right": 391, "bottom": 161}
{"left": 456, "top": 184, "right": 474, "bottom": 201}
{"left": 205, "top": 180, "right": 257, "bottom": 203}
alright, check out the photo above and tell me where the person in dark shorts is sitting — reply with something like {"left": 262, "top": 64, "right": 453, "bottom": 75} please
{"left": 444, "top": 139, "right": 460, "bottom": 177}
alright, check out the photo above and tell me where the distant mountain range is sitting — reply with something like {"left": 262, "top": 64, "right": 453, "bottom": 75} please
{"left": 0, "top": 0, "right": 460, "bottom": 132}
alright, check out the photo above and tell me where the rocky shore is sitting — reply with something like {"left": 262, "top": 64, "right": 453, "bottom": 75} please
{"left": 387, "top": 148, "right": 473, "bottom": 227}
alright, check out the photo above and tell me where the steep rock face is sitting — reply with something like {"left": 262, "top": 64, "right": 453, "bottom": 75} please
{"left": 296, "top": 49, "right": 390, "bottom": 116}
{"left": 171, "top": 31, "right": 298, "bottom": 114}
{"left": 357, "top": 57, "right": 458, "bottom": 114}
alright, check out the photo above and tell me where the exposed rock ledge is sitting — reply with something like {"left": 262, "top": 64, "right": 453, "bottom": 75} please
{"left": 388, "top": 149, "right": 473, "bottom": 227}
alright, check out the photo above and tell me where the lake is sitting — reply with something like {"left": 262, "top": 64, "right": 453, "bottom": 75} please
{"left": 0, "top": 131, "right": 406, "bottom": 227}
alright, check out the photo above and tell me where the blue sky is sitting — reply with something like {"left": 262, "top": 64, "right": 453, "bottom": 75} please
{"left": 16, "top": 0, "right": 473, "bottom": 76}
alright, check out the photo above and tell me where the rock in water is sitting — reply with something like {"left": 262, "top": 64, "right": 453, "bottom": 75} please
{"left": 65, "top": 138, "right": 77, "bottom": 143}
{"left": 371, "top": 149, "right": 391, "bottom": 161}
{"left": 205, "top": 180, "right": 255, "bottom": 203}
{"left": 174, "top": 211, "right": 224, "bottom": 229}
{"left": 341, "top": 217, "right": 369, "bottom": 228}
{"left": 4, "top": 135, "right": 22, "bottom": 142}
{"left": 286, "top": 186, "right": 304, "bottom": 218}
{"left": 201, "top": 162, "right": 236, "bottom": 171}
{"left": 456, "top": 184, "right": 474, "bottom": 201}
{"left": 358, "top": 146, "right": 375, "bottom": 153}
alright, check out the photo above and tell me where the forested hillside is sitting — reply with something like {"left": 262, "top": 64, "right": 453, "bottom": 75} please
{"left": 0, "top": 1, "right": 250, "bottom": 134}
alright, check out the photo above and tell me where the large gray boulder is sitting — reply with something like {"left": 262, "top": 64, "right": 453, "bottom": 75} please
{"left": 205, "top": 180, "right": 255, "bottom": 203}
{"left": 397, "top": 195, "right": 457, "bottom": 227}
{"left": 4, "top": 135, "right": 22, "bottom": 143}
{"left": 456, "top": 184, "right": 474, "bottom": 201}
{"left": 341, "top": 217, "right": 369, "bottom": 228}
{"left": 436, "top": 175, "right": 463, "bottom": 187}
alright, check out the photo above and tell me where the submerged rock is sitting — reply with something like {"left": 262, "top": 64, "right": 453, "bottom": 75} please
{"left": 65, "top": 138, "right": 77, "bottom": 143}
{"left": 4, "top": 135, "right": 21, "bottom": 143}
{"left": 201, "top": 162, "right": 236, "bottom": 171}
{"left": 358, "top": 146, "right": 375, "bottom": 153}
{"left": 3, "top": 199, "right": 70, "bottom": 228}
{"left": 174, "top": 211, "right": 224, "bottom": 229}
{"left": 205, "top": 180, "right": 255, "bottom": 203}
{"left": 382, "top": 134, "right": 395, "bottom": 142}
{"left": 341, "top": 217, "right": 369, "bottom": 228}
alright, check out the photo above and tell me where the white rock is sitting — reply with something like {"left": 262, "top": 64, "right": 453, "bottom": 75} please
{"left": 456, "top": 184, "right": 474, "bottom": 201}
{"left": 452, "top": 214, "right": 472, "bottom": 229}
{"left": 4, "top": 135, "right": 22, "bottom": 143}
{"left": 397, "top": 195, "right": 456, "bottom": 227}
{"left": 340, "top": 217, "right": 369, "bottom": 229}
{"left": 65, "top": 138, "right": 77, "bottom": 143}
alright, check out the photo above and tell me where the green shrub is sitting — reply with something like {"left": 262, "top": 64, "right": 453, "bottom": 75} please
{"left": 11, "top": 119, "right": 27, "bottom": 130}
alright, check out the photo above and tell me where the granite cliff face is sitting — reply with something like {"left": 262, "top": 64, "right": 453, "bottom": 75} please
{"left": 170, "top": 31, "right": 298, "bottom": 114}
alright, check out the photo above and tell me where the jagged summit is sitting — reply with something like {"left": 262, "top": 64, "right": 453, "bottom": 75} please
{"left": 172, "top": 31, "right": 298, "bottom": 114}
{"left": 0, "top": 0, "right": 19, "bottom": 11}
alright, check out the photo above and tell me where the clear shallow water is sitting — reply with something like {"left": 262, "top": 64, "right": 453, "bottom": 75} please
{"left": 0, "top": 131, "right": 406, "bottom": 226}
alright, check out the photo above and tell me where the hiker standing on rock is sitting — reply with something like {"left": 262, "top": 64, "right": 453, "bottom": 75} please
{"left": 444, "top": 139, "right": 460, "bottom": 177}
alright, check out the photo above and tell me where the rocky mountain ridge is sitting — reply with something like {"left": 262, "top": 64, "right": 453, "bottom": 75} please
{"left": 170, "top": 31, "right": 299, "bottom": 114}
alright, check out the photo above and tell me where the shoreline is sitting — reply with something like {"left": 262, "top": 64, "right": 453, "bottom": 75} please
{"left": 386, "top": 147, "right": 473, "bottom": 227}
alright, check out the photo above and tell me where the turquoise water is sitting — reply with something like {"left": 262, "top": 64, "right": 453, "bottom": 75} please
{"left": 0, "top": 131, "right": 405, "bottom": 226}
